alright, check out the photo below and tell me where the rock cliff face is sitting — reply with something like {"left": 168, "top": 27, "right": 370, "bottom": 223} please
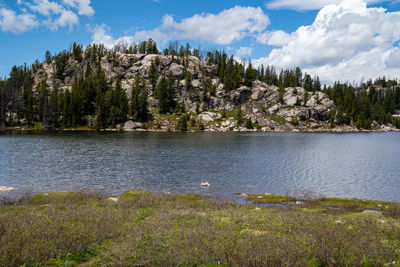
{"left": 31, "top": 53, "right": 398, "bottom": 132}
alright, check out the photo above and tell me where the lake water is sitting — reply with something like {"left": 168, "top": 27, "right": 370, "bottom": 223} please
{"left": 0, "top": 131, "right": 399, "bottom": 202}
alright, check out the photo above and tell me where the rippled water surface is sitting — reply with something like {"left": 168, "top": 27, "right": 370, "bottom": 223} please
{"left": 0, "top": 131, "right": 399, "bottom": 201}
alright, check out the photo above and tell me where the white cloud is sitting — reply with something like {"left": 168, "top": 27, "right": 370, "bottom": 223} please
{"left": 385, "top": 47, "right": 400, "bottom": 68}
{"left": 54, "top": 9, "right": 79, "bottom": 31}
{"left": 89, "top": 24, "right": 167, "bottom": 48}
{"left": 162, "top": 6, "right": 270, "bottom": 44}
{"left": 0, "top": 0, "right": 94, "bottom": 33}
{"left": 254, "top": 0, "right": 400, "bottom": 83}
{"left": 90, "top": 24, "right": 115, "bottom": 47}
{"left": 236, "top": 46, "right": 253, "bottom": 58}
{"left": 91, "top": 6, "right": 270, "bottom": 47}
{"left": 257, "top": 30, "right": 292, "bottom": 46}
{"left": 266, "top": 0, "right": 384, "bottom": 11}
{"left": 62, "top": 0, "right": 94, "bottom": 16}
{"left": 27, "top": 0, "right": 63, "bottom": 16}
{"left": 0, "top": 7, "right": 38, "bottom": 34}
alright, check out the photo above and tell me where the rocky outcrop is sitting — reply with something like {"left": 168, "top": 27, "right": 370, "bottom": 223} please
{"left": 198, "top": 112, "right": 222, "bottom": 123}
{"left": 227, "top": 86, "right": 252, "bottom": 105}
{"left": 28, "top": 51, "right": 400, "bottom": 133}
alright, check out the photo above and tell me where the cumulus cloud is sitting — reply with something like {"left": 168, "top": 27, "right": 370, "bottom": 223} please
{"left": 236, "top": 46, "right": 253, "bottom": 58}
{"left": 257, "top": 30, "right": 292, "bottom": 46}
{"left": 0, "top": 0, "right": 94, "bottom": 33}
{"left": 27, "top": 0, "right": 63, "bottom": 16}
{"left": 266, "top": 0, "right": 384, "bottom": 11}
{"left": 91, "top": 6, "right": 270, "bottom": 47}
{"left": 90, "top": 24, "right": 112, "bottom": 45}
{"left": 162, "top": 6, "right": 270, "bottom": 44}
{"left": 90, "top": 24, "right": 125, "bottom": 47}
{"left": 89, "top": 24, "right": 167, "bottom": 48}
{"left": 385, "top": 47, "right": 400, "bottom": 68}
{"left": 62, "top": 0, "right": 94, "bottom": 16}
{"left": 0, "top": 8, "right": 38, "bottom": 34}
{"left": 254, "top": 0, "right": 400, "bottom": 83}
{"left": 53, "top": 9, "right": 79, "bottom": 31}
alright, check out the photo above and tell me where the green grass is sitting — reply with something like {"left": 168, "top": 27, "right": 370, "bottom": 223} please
{"left": 62, "top": 126, "right": 94, "bottom": 131}
{"left": 268, "top": 114, "right": 287, "bottom": 125}
{"left": 244, "top": 193, "right": 400, "bottom": 217}
{"left": 1, "top": 191, "right": 400, "bottom": 266}
{"left": 240, "top": 193, "right": 294, "bottom": 204}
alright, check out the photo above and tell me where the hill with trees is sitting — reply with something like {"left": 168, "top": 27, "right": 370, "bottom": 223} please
{"left": 1, "top": 39, "right": 400, "bottom": 132}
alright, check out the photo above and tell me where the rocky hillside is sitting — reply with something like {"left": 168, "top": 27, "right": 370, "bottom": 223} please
{"left": 11, "top": 47, "right": 400, "bottom": 132}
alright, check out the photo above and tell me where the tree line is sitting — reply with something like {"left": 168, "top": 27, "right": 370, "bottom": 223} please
{"left": 326, "top": 81, "right": 400, "bottom": 129}
{"left": 1, "top": 40, "right": 400, "bottom": 130}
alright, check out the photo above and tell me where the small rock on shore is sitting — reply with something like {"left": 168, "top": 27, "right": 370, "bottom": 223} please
{"left": 0, "top": 186, "right": 16, "bottom": 193}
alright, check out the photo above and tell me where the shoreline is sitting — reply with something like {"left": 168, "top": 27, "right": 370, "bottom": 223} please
{"left": 2, "top": 187, "right": 399, "bottom": 206}
{"left": 1, "top": 126, "right": 399, "bottom": 133}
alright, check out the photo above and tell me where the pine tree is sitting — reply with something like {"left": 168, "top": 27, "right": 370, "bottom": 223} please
{"left": 138, "top": 87, "right": 149, "bottom": 122}
{"left": 24, "top": 84, "right": 34, "bottom": 124}
{"left": 244, "top": 61, "right": 257, "bottom": 87}
{"left": 45, "top": 51, "right": 52, "bottom": 64}
{"left": 130, "top": 74, "right": 149, "bottom": 122}
{"left": 62, "top": 89, "right": 71, "bottom": 127}
{"left": 295, "top": 67, "right": 303, "bottom": 87}
{"left": 157, "top": 77, "right": 168, "bottom": 113}
{"left": 38, "top": 79, "right": 48, "bottom": 122}
{"left": 0, "top": 81, "right": 6, "bottom": 128}
{"left": 177, "top": 114, "right": 188, "bottom": 132}
{"left": 313, "top": 76, "right": 321, "bottom": 91}
{"left": 95, "top": 95, "right": 106, "bottom": 129}
{"left": 112, "top": 77, "right": 128, "bottom": 125}
{"left": 185, "top": 70, "right": 192, "bottom": 89}
{"left": 235, "top": 106, "right": 243, "bottom": 125}
{"left": 130, "top": 74, "right": 141, "bottom": 119}
{"left": 303, "top": 74, "right": 313, "bottom": 91}
{"left": 70, "top": 75, "right": 84, "bottom": 127}
{"left": 167, "top": 75, "right": 177, "bottom": 112}
{"left": 148, "top": 59, "right": 158, "bottom": 93}
{"left": 158, "top": 76, "right": 176, "bottom": 114}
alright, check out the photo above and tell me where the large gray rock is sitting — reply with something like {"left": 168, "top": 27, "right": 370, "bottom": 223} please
{"left": 221, "top": 119, "right": 236, "bottom": 128}
{"left": 251, "top": 81, "right": 268, "bottom": 93}
{"left": 251, "top": 90, "right": 264, "bottom": 100}
{"left": 268, "top": 103, "right": 281, "bottom": 114}
{"left": 297, "top": 109, "right": 311, "bottom": 120}
{"left": 227, "top": 86, "right": 252, "bottom": 105}
{"left": 124, "top": 120, "right": 143, "bottom": 131}
{"left": 321, "top": 98, "right": 335, "bottom": 109}
{"left": 276, "top": 124, "right": 291, "bottom": 132}
{"left": 277, "top": 108, "right": 297, "bottom": 118}
{"left": 141, "top": 54, "right": 161, "bottom": 68}
{"left": 315, "top": 106, "right": 329, "bottom": 120}
{"left": 257, "top": 117, "right": 276, "bottom": 128}
{"left": 306, "top": 95, "right": 318, "bottom": 107}
{"left": 168, "top": 63, "right": 185, "bottom": 77}
{"left": 264, "top": 86, "right": 280, "bottom": 103}
{"left": 192, "top": 79, "right": 201, "bottom": 87}
{"left": 198, "top": 112, "right": 221, "bottom": 123}
{"left": 283, "top": 94, "right": 298, "bottom": 106}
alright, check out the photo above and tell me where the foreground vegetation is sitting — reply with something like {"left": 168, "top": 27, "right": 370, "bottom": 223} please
{"left": 1, "top": 190, "right": 400, "bottom": 266}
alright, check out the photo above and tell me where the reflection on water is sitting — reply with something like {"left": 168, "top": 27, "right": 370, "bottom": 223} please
{"left": 0, "top": 131, "right": 399, "bottom": 201}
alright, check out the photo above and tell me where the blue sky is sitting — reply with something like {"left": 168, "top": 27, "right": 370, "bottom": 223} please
{"left": 0, "top": 0, "right": 400, "bottom": 83}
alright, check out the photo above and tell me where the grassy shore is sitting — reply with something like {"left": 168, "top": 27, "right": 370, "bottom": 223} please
{"left": 1, "top": 191, "right": 400, "bottom": 266}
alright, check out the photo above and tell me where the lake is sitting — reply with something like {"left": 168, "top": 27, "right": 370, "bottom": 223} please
{"left": 0, "top": 131, "right": 399, "bottom": 202}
